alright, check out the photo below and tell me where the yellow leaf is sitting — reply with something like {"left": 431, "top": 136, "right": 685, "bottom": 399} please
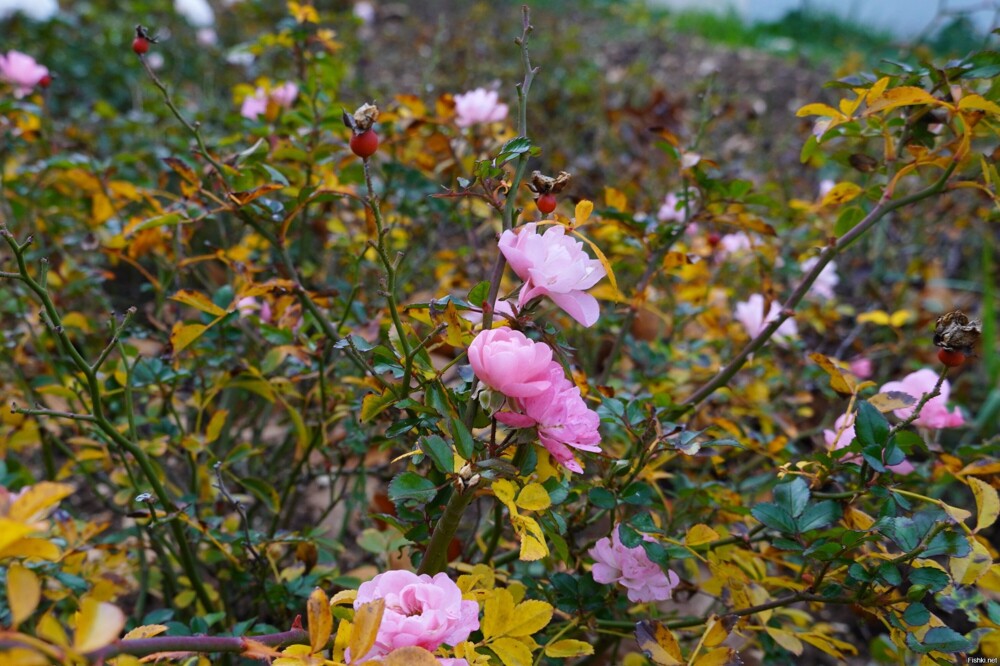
{"left": 866, "top": 87, "right": 942, "bottom": 115}
{"left": 574, "top": 199, "right": 594, "bottom": 226}
{"left": 228, "top": 184, "right": 285, "bottom": 207}
{"left": 764, "top": 628, "right": 803, "bottom": 655}
{"left": 515, "top": 484, "right": 551, "bottom": 512}
{"left": 332, "top": 615, "right": 352, "bottom": 663}
{"left": 0, "top": 646, "right": 51, "bottom": 666}
{"left": 942, "top": 501, "right": 972, "bottom": 525}
{"left": 0, "top": 520, "right": 34, "bottom": 553}
{"left": 37, "top": 611, "right": 69, "bottom": 647}
{"left": 0, "top": 537, "right": 61, "bottom": 561}
{"left": 504, "top": 600, "right": 553, "bottom": 637}
{"left": 330, "top": 590, "right": 357, "bottom": 606}
{"left": 492, "top": 479, "right": 517, "bottom": 509}
{"left": 382, "top": 646, "right": 440, "bottom": 665}
{"left": 820, "top": 182, "right": 862, "bottom": 207}
{"left": 73, "top": 598, "right": 126, "bottom": 653}
{"left": 170, "top": 289, "right": 228, "bottom": 317}
{"left": 808, "top": 353, "right": 855, "bottom": 395}
{"left": 958, "top": 94, "right": 1000, "bottom": 116}
{"left": 868, "top": 392, "right": 916, "bottom": 413}
{"left": 489, "top": 636, "right": 533, "bottom": 666}
{"left": 865, "top": 77, "right": 891, "bottom": 103}
{"left": 605, "top": 187, "right": 628, "bottom": 211}
{"left": 634, "top": 620, "right": 683, "bottom": 665}
{"left": 205, "top": 410, "right": 229, "bottom": 445}
{"left": 123, "top": 624, "right": 168, "bottom": 640}
{"left": 949, "top": 537, "right": 993, "bottom": 585}
{"left": 544, "top": 639, "right": 594, "bottom": 658}
{"left": 482, "top": 588, "right": 516, "bottom": 640}
{"left": 796, "top": 103, "right": 844, "bottom": 119}
{"left": 969, "top": 477, "right": 999, "bottom": 532}
{"left": 693, "top": 647, "right": 742, "bottom": 666}
{"left": 307, "top": 587, "right": 333, "bottom": 654}
{"left": 703, "top": 615, "right": 734, "bottom": 647}
{"left": 360, "top": 388, "right": 396, "bottom": 423}
{"left": 170, "top": 322, "right": 208, "bottom": 354}
{"left": 511, "top": 514, "right": 548, "bottom": 561}
{"left": 857, "top": 309, "right": 913, "bottom": 327}
{"left": 685, "top": 524, "right": 721, "bottom": 547}
{"left": 9, "top": 482, "right": 74, "bottom": 523}
{"left": 288, "top": 1, "right": 319, "bottom": 24}
{"left": 437, "top": 300, "right": 467, "bottom": 347}
{"left": 349, "top": 598, "right": 385, "bottom": 662}
{"left": 7, "top": 564, "right": 41, "bottom": 628}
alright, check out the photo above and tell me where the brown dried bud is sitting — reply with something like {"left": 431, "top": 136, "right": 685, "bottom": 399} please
{"left": 352, "top": 103, "right": 380, "bottom": 132}
{"left": 933, "top": 310, "right": 981, "bottom": 354}
{"left": 527, "top": 170, "right": 572, "bottom": 195}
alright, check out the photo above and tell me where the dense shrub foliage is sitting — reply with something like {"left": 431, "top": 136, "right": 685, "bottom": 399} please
{"left": 1, "top": 2, "right": 999, "bottom": 665}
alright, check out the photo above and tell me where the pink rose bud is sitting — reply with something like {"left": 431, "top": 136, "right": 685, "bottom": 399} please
{"left": 467, "top": 328, "right": 554, "bottom": 398}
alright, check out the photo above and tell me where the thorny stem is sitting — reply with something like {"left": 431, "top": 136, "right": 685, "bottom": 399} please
{"left": 419, "top": 6, "right": 537, "bottom": 576}
{"left": 888, "top": 365, "right": 949, "bottom": 436}
{"left": 679, "top": 159, "right": 959, "bottom": 412}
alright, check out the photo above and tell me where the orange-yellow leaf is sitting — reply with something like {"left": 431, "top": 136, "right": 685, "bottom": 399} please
{"left": 360, "top": 388, "right": 396, "bottom": 423}
{"left": 958, "top": 94, "right": 1000, "bottom": 115}
{"left": 820, "top": 182, "right": 862, "bottom": 207}
{"left": 307, "top": 587, "right": 333, "bottom": 653}
{"left": 349, "top": 598, "right": 385, "bottom": 663}
{"left": 868, "top": 392, "right": 916, "bottom": 413}
{"left": 969, "top": 477, "right": 999, "bottom": 532}
{"left": 9, "top": 482, "right": 74, "bottom": 523}
{"left": 73, "top": 598, "right": 126, "bottom": 653}
{"left": 205, "top": 410, "right": 229, "bottom": 445}
{"left": 170, "top": 290, "right": 227, "bottom": 317}
{"left": 866, "top": 87, "right": 942, "bottom": 115}
{"left": 170, "top": 322, "right": 209, "bottom": 354}
{"left": 808, "top": 353, "right": 855, "bottom": 395}
{"left": 544, "top": 639, "right": 594, "bottom": 658}
{"left": 123, "top": 624, "right": 168, "bottom": 640}
{"left": 228, "top": 183, "right": 284, "bottom": 207}
{"left": 703, "top": 615, "right": 734, "bottom": 648}
{"left": 489, "top": 636, "right": 533, "bottom": 666}
{"left": 0, "top": 520, "right": 34, "bottom": 553}
{"left": 504, "top": 599, "right": 553, "bottom": 637}
{"left": 685, "top": 524, "right": 720, "bottom": 547}
{"left": 382, "top": 646, "right": 440, "bottom": 665}
{"left": 634, "top": 620, "right": 683, "bottom": 665}
{"left": 574, "top": 199, "right": 594, "bottom": 226}
{"left": 764, "top": 628, "right": 803, "bottom": 655}
{"left": 796, "top": 103, "right": 844, "bottom": 119}
{"left": 949, "top": 537, "right": 992, "bottom": 585}
{"left": 693, "top": 647, "right": 743, "bottom": 666}
{"left": 7, "top": 564, "right": 41, "bottom": 628}
{"left": 515, "top": 483, "right": 550, "bottom": 512}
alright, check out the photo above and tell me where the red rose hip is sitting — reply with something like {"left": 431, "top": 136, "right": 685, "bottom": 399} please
{"left": 132, "top": 36, "right": 150, "bottom": 55}
{"left": 937, "top": 348, "right": 966, "bottom": 367}
{"left": 350, "top": 129, "right": 379, "bottom": 159}
{"left": 537, "top": 193, "right": 557, "bottom": 215}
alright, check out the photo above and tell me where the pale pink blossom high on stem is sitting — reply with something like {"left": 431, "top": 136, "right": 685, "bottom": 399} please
{"left": 733, "top": 294, "right": 798, "bottom": 345}
{"left": 880, "top": 369, "right": 965, "bottom": 429}
{"left": 590, "top": 525, "right": 680, "bottom": 603}
{"left": 823, "top": 411, "right": 913, "bottom": 474}
{"left": 717, "top": 232, "right": 753, "bottom": 257}
{"left": 499, "top": 223, "right": 607, "bottom": 327}
{"left": 657, "top": 192, "right": 691, "bottom": 224}
{"left": 0, "top": 50, "right": 49, "bottom": 98}
{"left": 849, "top": 357, "right": 873, "bottom": 379}
{"left": 240, "top": 82, "right": 298, "bottom": 120}
{"left": 496, "top": 362, "right": 601, "bottom": 473}
{"left": 801, "top": 257, "right": 839, "bottom": 301}
{"left": 467, "top": 328, "right": 554, "bottom": 398}
{"left": 453, "top": 88, "right": 508, "bottom": 127}
{"left": 353, "top": 571, "right": 479, "bottom": 664}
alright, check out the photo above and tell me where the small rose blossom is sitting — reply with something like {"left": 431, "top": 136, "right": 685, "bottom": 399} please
{"left": 240, "top": 82, "right": 298, "bottom": 121}
{"left": 849, "top": 357, "right": 873, "bottom": 379}
{"left": 353, "top": 1, "right": 376, "bottom": 24}
{"left": 818, "top": 179, "right": 836, "bottom": 198}
{"left": 353, "top": 571, "right": 479, "bottom": 663}
{"left": 801, "top": 256, "right": 839, "bottom": 301}
{"left": 823, "top": 411, "right": 913, "bottom": 474}
{"left": 498, "top": 223, "right": 607, "bottom": 327}
{"left": 733, "top": 294, "right": 797, "bottom": 345}
{"left": 467, "top": 328, "right": 554, "bottom": 398}
{"left": 0, "top": 50, "right": 49, "bottom": 98}
{"left": 496, "top": 362, "right": 601, "bottom": 473}
{"left": 717, "top": 232, "right": 753, "bottom": 257}
{"left": 880, "top": 369, "right": 965, "bottom": 429}
{"left": 453, "top": 88, "right": 508, "bottom": 127}
{"left": 590, "top": 524, "right": 680, "bottom": 603}
{"left": 174, "top": 0, "right": 215, "bottom": 27}
{"left": 657, "top": 192, "right": 691, "bottom": 224}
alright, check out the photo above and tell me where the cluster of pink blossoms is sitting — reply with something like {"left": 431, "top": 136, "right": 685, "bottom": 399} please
{"left": 0, "top": 50, "right": 49, "bottom": 98}
{"left": 240, "top": 82, "right": 298, "bottom": 121}
{"left": 499, "top": 223, "right": 607, "bottom": 328}
{"left": 352, "top": 571, "right": 479, "bottom": 665}
{"left": 468, "top": 328, "right": 601, "bottom": 473}
{"left": 589, "top": 525, "right": 681, "bottom": 603}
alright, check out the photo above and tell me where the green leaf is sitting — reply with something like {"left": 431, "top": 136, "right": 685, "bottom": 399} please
{"left": 908, "top": 567, "right": 949, "bottom": 592}
{"left": 905, "top": 627, "right": 973, "bottom": 654}
{"left": 797, "top": 501, "right": 841, "bottom": 532}
{"left": 588, "top": 488, "right": 617, "bottom": 510}
{"left": 834, "top": 206, "right": 865, "bottom": 237}
{"left": 388, "top": 472, "right": 438, "bottom": 506}
{"left": 855, "top": 400, "right": 889, "bottom": 447}
{"left": 467, "top": 281, "right": 490, "bottom": 307}
{"left": 752, "top": 503, "right": 798, "bottom": 534}
{"left": 618, "top": 524, "right": 642, "bottom": 548}
{"left": 621, "top": 482, "right": 653, "bottom": 506}
{"left": 876, "top": 517, "right": 921, "bottom": 552}
{"left": 876, "top": 562, "right": 902, "bottom": 586}
{"left": 239, "top": 477, "right": 280, "bottom": 514}
{"left": 774, "top": 478, "right": 810, "bottom": 518}
{"left": 902, "top": 603, "right": 929, "bottom": 626}
{"left": 450, "top": 417, "right": 476, "bottom": 460}
{"left": 420, "top": 435, "right": 454, "bottom": 474}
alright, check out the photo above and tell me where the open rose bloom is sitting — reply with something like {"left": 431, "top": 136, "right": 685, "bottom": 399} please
{"left": 733, "top": 293, "right": 798, "bottom": 345}
{"left": 590, "top": 524, "right": 681, "bottom": 603}
{"left": 499, "top": 223, "right": 607, "bottom": 327}
{"left": 468, "top": 328, "right": 601, "bottom": 472}
{"left": 240, "top": 82, "right": 299, "bottom": 121}
{"left": 453, "top": 87, "right": 508, "bottom": 127}
{"left": 880, "top": 369, "right": 965, "bottom": 429}
{"left": 0, "top": 50, "right": 49, "bottom": 98}
{"left": 352, "top": 571, "right": 479, "bottom": 664}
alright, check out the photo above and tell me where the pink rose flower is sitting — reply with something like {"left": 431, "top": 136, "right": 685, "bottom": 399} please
{"left": 849, "top": 357, "right": 873, "bottom": 379}
{"left": 353, "top": 571, "right": 479, "bottom": 663}
{"left": 823, "top": 412, "right": 913, "bottom": 474}
{"left": 467, "top": 328, "right": 554, "bottom": 398}
{"left": 453, "top": 88, "right": 508, "bottom": 127}
{"left": 801, "top": 257, "right": 839, "bottom": 301}
{"left": 498, "top": 223, "right": 607, "bottom": 327}
{"left": 496, "top": 362, "right": 601, "bottom": 473}
{"left": 0, "top": 50, "right": 49, "bottom": 98}
{"left": 657, "top": 191, "right": 693, "bottom": 224}
{"left": 590, "top": 525, "right": 680, "bottom": 603}
{"left": 717, "top": 232, "right": 753, "bottom": 257}
{"left": 240, "top": 82, "right": 298, "bottom": 120}
{"left": 733, "top": 294, "right": 798, "bottom": 345}
{"left": 818, "top": 179, "right": 836, "bottom": 198}
{"left": 880, "top": 369, "right": 965, "bottom": 429}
